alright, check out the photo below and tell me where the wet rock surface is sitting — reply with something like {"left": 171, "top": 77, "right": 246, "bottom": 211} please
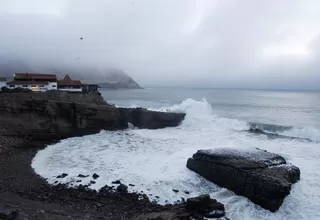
{"left": 0, "top": 204, "right": 18, "bottom": 220}
{"left": 78, "top": 174, "right": 89, "bottom": 178}
{"left": 117, "top": 184, "right": 128, "bottom": 193}
{"left": 0, "top": 136, "right": 229, "bottom": 220}
{"left": 134, "top": 194, "right": 226, "bottom": 219}
{"left": 186, "top": 194, "right": 225, "bottom": 219}
{"left": 121, "top": 107, "right": 186, "bottom": 129}
{"left": 187, "top": 148, "right": 300, "bottom": 212}
{"left": 92, "top": 173, "right": 99, "bottom": 180}
{"left": 56, "top": 173, "right": 68, "bottom": 179}
{"left": 112, "top": 180, "right": 121, "bottom": 184}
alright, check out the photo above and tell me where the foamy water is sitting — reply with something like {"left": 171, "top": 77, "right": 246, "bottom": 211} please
{"left": 32, "top": 98, "right": 320, "bottom": 220}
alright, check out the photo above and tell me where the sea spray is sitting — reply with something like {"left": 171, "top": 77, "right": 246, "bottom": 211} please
{"left": 32, "top": 98, "right": 320, "bottom": 220}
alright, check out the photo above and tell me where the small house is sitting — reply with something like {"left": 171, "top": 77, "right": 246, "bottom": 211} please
{"left": 57, "top": 75, "right": 83, "bottom": 92}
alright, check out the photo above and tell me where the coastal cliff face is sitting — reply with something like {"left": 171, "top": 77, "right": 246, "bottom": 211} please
{"left": 0, "top": 92, "right": 185, "bottom": 141}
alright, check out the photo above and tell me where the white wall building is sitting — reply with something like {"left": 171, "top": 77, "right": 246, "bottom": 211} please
{"left": 0, "top": 77, "right": 7, "bottom": 88}
{"left": 7, "top": 73, "right": 57, "bottom": 92}
{"left": 7, "top": 82, "right": 58, "bottom": 91}
{"left": 4, "top": 73, "right": 85, "bottom": 92}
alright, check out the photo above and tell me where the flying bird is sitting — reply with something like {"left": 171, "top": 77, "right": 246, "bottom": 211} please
{"left": 80, "top": 37, "right": 83, "bottom": 40}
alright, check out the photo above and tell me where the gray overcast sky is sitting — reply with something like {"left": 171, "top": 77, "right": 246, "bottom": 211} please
{"left": 0, "top": 0, "right": 320, "bottom": 89}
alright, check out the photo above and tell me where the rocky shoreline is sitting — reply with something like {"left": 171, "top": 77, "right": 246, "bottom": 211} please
{"left": 0, "top": 91, "right": 229, "bottom": 220}
{"left": 0, "top": 137, "right": 230, "bottom": 220}
{"left": 0, "top": 137, "right": 167, "bottom": 219}
{"left": 0, "top": 91, "right": 300, "bottom": 219}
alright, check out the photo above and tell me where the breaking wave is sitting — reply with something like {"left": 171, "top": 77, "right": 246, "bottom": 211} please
{"left": 247, "top": 122, "right": 320, "bottom": 142}
{"left": 32, "top": 98, "right": 320, "bottom": 220}
{"left": 165, "top": 98, "right": 320, "bottom": 142}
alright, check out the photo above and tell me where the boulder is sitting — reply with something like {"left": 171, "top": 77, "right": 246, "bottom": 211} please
{"left": 92, "top": 173, "right": 99, "bottom": 179}
{"left": 186, "top": 194, "right": 225, "bottom": 218}
{"left": 0, "top": 204, "right": 18, "bottom": 220}
{"left": 56, "top": 173, "right": 68, "bottom": 178}
{"left": 187, "top": 148, "right": 300, "bottom": 212}
{"left": 112, "top": 180, "right": 121, "bottom": 184}
{"left": 117, "top": 184, "right": 128, "bottom": 193}
{"left": 78, "top": 174, "right": 89, "bottom": 178}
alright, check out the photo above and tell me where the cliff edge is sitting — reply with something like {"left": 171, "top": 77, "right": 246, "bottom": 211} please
{"left": 0, "top": 91, "right": 185, "bottom": 141}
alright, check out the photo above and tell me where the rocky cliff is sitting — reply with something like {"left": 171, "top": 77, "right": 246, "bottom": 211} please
{"left": 0, "top": 91, "right": 185, "bottom": 141}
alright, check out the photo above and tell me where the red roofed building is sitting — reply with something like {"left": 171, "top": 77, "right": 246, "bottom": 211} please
{"left": 57, "top": 75, "right": 83, "bottom": 92}
{"left": 7, "top": 73, "right": 57, "bottom": 91}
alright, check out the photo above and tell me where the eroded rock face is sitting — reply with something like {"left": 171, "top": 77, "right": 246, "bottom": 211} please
{"left": 122, "top": 108, "right": 186, "bottom": 129}
{"left": 0, "top": 92, "right": 185, "bottom": 141}
{"left": 187, "top": 148, "right": 300, "bottom": 212}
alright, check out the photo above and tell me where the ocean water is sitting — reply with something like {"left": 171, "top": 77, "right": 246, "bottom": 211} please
{"left": 32, "top": 88, "right": 320, "bottom": 220}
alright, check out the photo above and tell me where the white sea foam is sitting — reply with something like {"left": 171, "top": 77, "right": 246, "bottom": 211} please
{"left": 280, "top": 126, "right": 320, "bottom": 142}
{"left": 31, "top": 98, "right": 320, "bottom": 220}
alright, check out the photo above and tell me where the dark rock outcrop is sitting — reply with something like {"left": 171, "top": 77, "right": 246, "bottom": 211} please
{"left": 56, "top": 173, "right": 68, "bottom": 179}
{"left": 92, "top": 173, "right": 99, "bottom": 179}
{"left": 186, "top": 194, "right": 225, "bottom": 218}
{"left": 117, "top": 184, "right": 128, "bottom": 193}
{"left": 122, "top": 108, "right": 185, "bottom": 129}
{"left": 78, "top": 174, "right": 89, "bottom": 178}
{"left": 112, "top": 180, "right": 121, "bottom": 184}
{"left": 0, "top": 204, "right": 18, "bottom": 220}
{"left": 187, "top": 148, "right": 300, "bottom": 212}
{"left": 0, "top": 92, "right": 185, "bottom": 141}
{"left": 134, "top": 194, "right": 225, "bottom": 220}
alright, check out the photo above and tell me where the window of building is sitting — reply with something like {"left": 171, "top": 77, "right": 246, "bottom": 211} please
{"left": 31, "top": 85, "right": 37, "bottom": 87}
{"left": 22, "top": 85, "right": 28, "bottom": 88}
{"left": 9, "top": 85, "right": 15, "bottom": 88}
{"left": 40, "top": 85, "right": 45, "bottom": 88}
{"left": 52, "top": 85, "right": 56, "bottom": 87}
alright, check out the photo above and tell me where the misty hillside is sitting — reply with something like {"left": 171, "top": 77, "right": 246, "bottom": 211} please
{"left": 0, "top": 60, "right": 142, "bottom": 89}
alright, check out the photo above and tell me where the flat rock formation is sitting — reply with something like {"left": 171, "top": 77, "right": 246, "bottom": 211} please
{"left": 187, "top": 148, "right": 300, "bottom": 212}
{"left": 122, "top": 108, "right": 186, "bottom": 129}
{"left": 0, "top": 91, "right": 185, "bottom": 141}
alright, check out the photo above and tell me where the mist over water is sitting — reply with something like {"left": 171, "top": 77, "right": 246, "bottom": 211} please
{"left": 32, "top": 89, "right": 320, "bottom": 220}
